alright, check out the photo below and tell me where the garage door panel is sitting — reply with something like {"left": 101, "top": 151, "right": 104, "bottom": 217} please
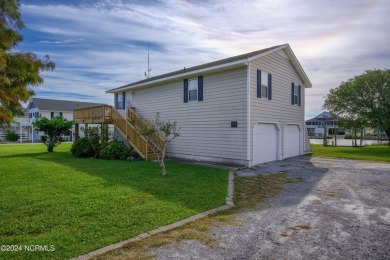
{"left": 253, "top": 123, "right": 279, "bottom": 165}
{"left": 284, "top": 125, "right": 300, "bottom": 158}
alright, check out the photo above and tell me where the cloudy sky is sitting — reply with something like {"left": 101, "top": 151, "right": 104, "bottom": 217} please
{"left": 19, "top": 0, "right": 389, "bottom": 119}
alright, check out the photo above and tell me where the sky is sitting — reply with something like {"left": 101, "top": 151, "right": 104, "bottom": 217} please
{"left": 18, "top": 0, "right": 390, "bottom": 119}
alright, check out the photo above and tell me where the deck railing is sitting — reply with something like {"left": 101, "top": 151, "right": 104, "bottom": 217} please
{"left": 73, "top": 105, "right": 113, "bottom": 124}
{"left": 73, "top": 105, "right": 165, "bottom": 160}
{"left": 127, "top": 107, "right": 166, "bottom": 153}
{"left": 111, "top": 108, "right": 155, "bottom": 160}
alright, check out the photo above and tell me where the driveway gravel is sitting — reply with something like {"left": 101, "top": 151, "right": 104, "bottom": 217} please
{"left": 150, "top": 157, "right": 390, "bottom": 259}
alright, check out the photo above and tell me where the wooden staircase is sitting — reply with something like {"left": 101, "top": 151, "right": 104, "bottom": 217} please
{"left": 73, "top": 105, "right": 165, "bottom": 160}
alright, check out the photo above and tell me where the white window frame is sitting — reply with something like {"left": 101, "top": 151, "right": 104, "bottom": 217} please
{"left": 261, "top": 71, "right": 268, "bottom": 98}
{"left": 117, "top": 93, "right": 124, "bottom": 109}
{"left": 293, "top": 83, "right": 299, "bottom": 105}
{"left": 188, "top": 78, "right": 198, "bottom": 101}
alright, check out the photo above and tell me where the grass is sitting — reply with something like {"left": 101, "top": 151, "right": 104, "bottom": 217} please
{"left": 311, "top": 144, "right": 390, "bottom": 163}
{"left": 0, "top": 143, "right": 229, "bottom": 259}
{"left": 95, "top": 171, "right": 298, "bottom": 259}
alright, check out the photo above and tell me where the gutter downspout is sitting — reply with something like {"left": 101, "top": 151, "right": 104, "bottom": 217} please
{"left": 246, "top": 61, "right": 251, "bottom": 167}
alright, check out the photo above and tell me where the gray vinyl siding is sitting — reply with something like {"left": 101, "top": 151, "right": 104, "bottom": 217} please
{"left": 304, "top": 126, "right": 312, "bottom": 153}
{"left": 132, "top": 67, "right": 248, "bottom": 162}
{"left": 249, "top": 51, "right": 306, "bottom": 161}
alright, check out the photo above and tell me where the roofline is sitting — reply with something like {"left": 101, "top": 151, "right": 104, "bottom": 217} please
{"left": 106, "top": 59, "right": 248, "bottom": 93}
{"left": 107, "top": 44, "right": 312, "bottom": 93}
{"left": 280, "top": 44, "right": 312, "bottom": 88}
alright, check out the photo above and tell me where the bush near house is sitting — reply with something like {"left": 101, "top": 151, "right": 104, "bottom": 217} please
{"left": 71, "top": 137, "right": 100, "bottom": 158}
{"left": 99, "top": 139, "right": 131, "bottom": 160}
{"left": 5, "top": 131, "right": 19, "bottom": 141}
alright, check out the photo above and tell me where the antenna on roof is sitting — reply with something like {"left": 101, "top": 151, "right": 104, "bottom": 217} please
{"left": 145, "top": 41, "right": 152, "bottom": 78}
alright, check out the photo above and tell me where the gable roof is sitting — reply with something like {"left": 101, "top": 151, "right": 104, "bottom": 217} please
{"left": 28, "top": 98, "right": 107, "bottom": 112}
{"left": 306, "top": 111, "right": 337, "bottom": 121}
{"left": 107, "top": 43, "right": 312, "bottom": 93}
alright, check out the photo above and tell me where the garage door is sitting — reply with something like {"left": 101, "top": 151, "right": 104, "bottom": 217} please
{"left": 284, "top": 125, "right": 300, "bottom": 158}
{"left": 253, "top": 123, "right": 279, "bottom": 165}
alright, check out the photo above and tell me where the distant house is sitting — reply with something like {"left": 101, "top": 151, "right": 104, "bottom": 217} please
{"left": 27, "top": 98, "right": 106, "bottom": 142}
{"left": 0, "top": 109, "right": 30, "bottom": 142}
{"left": 305, "top": 111, "right": 344, "bottom": 137}
{"left": 92, "top": 43, "right": 313, "bottom": 166}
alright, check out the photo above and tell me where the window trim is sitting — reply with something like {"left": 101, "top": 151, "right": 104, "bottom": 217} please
{"left": 188, "top": 78, "right": 198, "bottom": 102}
{"left": 291, "top": 83, "right": 301, "bottom": 106}
{"left": 261, "top": 71, "right": 268, "bottom": 98}
{"left": 257, "top": 69, "right": 272, "bottom": 100}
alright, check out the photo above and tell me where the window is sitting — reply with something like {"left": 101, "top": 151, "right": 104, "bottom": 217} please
{"left": 257, "top": 70, "right": 272, "bottom": 100}
{"left": 184, "top": 76, "right": 203, "bottom": 103}
{"left": 188, "top": 78, "right": 198, "bottom": 101}
{"left": 115, "top": 92, "right": 126, "bottom": 109}
{"left": 261, "top": 71, "right": 268, "bottom": 98}
{"left": 51, "top": 112, "right": 61, "bottom": 119}
{"left": 291, "top": 83, "right": 301, "bottom": 106}
{"left": 117, "top": 93, "right": 124, "bottom": 109}
{"left": 306, "top": 122, "right": 311, "bottom": 125}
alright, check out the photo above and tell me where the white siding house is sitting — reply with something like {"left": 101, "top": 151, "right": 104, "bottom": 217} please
{"left": 107, "top": 44, "right": 312, "bottom": 167}
{"left": 0, "top": 109, "right": 30, "bottom": 142}
{"left": 27, "top": 98, "right": 106, "bottom": 142}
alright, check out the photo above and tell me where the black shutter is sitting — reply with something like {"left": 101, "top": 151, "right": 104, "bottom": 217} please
{"left": 257, "top": 70, "right": 261, "bottom": 98}
{"left": 291, "top": 83, "right": 295, "bottom": 105}
{"left": 60, "top": 112, "right": 63, "bottom": 117}
{"left": 122, "top": 92, "right": 126, "bottom": 109}
{"left": 51, "top": 112, "right": 54, "bottom": 119}
{"left": 198, "top": 76, "right": 203, "bottom": 101}
{"left": 114, "top": 93, "right": 118, "bottom": 109}
{"left": 298, "top": 85, "right": 301, "bottom": 106}
{"left": 268, "top": 73, "right": 272, "bottom": 100}
{"left": 184, "top": 79, "right": 188, "bottom": 103}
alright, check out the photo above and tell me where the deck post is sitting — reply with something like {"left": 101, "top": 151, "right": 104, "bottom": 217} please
{"left": 145, "top": 142, "right": 148, "bottom": 160}
{"left": 75, "top": 124, "right": 80, "bottom": 140}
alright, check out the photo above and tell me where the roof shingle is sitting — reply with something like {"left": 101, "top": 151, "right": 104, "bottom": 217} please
{"left": 109, "top": 45, "right": 282, "bottom": 92}
{"left": 30, "top": 98, "right": 107, "bottom": 111}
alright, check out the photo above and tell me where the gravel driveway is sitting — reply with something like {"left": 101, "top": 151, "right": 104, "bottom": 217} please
{"left": 151, "top": 157, "right": 390, "bottom": 259}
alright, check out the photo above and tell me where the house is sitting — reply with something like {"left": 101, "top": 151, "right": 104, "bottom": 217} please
{"left": 305, "top": 111, "right": 344, "bottom": 137}
{"left": 75, "top": 44, "right": 312, "bottom": 166}
{"left": 27, "top": 98, "right": 106, "bottom": 142}
{"left": 0, "top": 109, "right": 30, "bottom": 142}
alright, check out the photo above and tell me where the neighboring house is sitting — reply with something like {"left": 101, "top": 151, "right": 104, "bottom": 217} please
{"left": 305, "top": 111, "right": 345, "bottom": 137}
{"left": 105, "top": 43, "right": 312, "bottom": 167}
{"left": 0, "top": 109, "right": 30, "bottom": 142}
{"left": 27, "top": 98, "right": 106, "bottom": 142}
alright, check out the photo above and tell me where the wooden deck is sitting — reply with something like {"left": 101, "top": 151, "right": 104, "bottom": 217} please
{"left": 73, "top": 105, "right": 113, "bottom": 124}
{"left": 73, "top": 106, "right": 165, "bottom": 160}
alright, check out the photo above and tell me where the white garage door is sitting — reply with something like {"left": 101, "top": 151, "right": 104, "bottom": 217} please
{"left": 253, "top": 123, "right": 279, "bottom": 165}
{"left": 284, "top": 125, "right": 300, "bottom": 158}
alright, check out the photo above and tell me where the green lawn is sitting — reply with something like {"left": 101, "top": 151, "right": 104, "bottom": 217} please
{"left": 0, "top": 143, "right": 229, "bottom": 259}
{"left": 311, "top": 144, "right": 390, "bottom": 162}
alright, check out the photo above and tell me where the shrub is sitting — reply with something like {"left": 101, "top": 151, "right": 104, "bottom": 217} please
{"left": 5, "top": 131, "right": 19, "bottom": 141}
{"left": 71, "top": 137, "right": 99, "bottom": 158}
{"left": 99, "top": 140, "right": 130, "bottom": 160}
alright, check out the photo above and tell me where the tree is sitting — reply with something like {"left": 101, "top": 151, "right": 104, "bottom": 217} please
{"left": 323, "top": 69, "right": 390, "bottom": 146}
{"left": 32, "top": 116, "right": 73, "bottom": 152}
{"left": 0, "top": 0, "right": 55, "bottom": 124}
{"left": 137, "top": 113, "right": 180, "bottom": 176}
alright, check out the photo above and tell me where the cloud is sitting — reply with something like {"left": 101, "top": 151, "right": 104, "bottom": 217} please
{"left": 19, "top": 0, "right": 390, "bottom": 118}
